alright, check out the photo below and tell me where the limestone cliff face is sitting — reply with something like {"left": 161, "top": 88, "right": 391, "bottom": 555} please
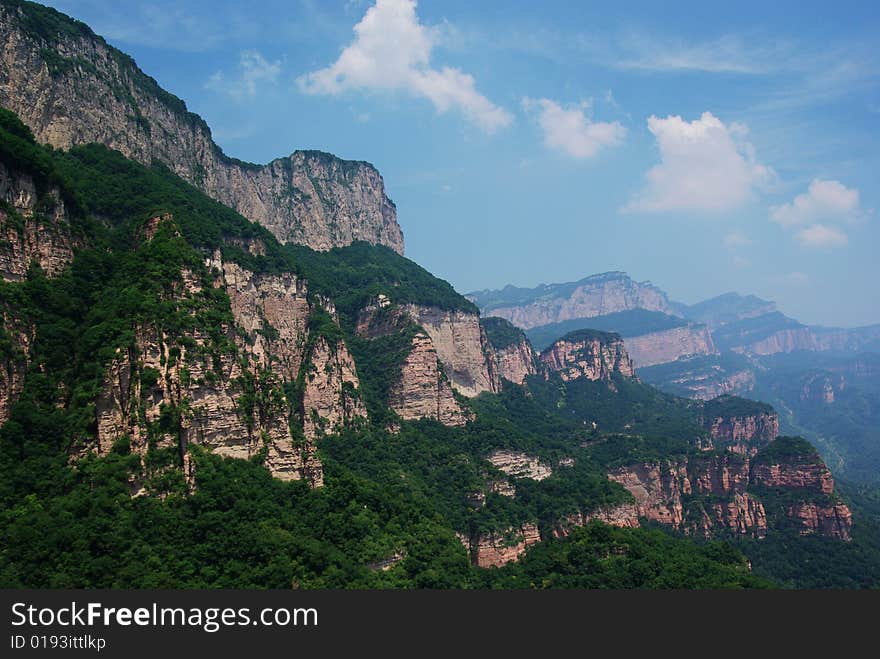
{"left": 786, "top": 502, "right": 852, "bottom": 540}
{"left": 487, "top": 450, "right": 552, "bottom": 481}
{"left": 0, "top": 161, "right": 76, "bottom": 281}
{"left": 457, "top": 523, "right": 541, "bottom": 568}
{"left": 301, "top": 335, "right": 367, "bottom": 439}
{"left": 387, "top": 332, "right": 468, "bottom": 427}
{"left": 0, "top": 3, "right": 403, "bottom": 253}
{"left": 623, "top": 325, "right": 716, "bottom": 368}
{"left": 703, "top": 412, "right": 779, "bottom": 455}
{"left": 540, "top": 332, "right": 635, "bottom": 383}
{"left": 401, "top": 305, "right": 500, "bottom": 398}
{"left": 473, "top": 272, "right": 677, "bottom": 330}
{"left": 731, "top": 328, "right": 817, "bottom": 356}
{"left": 492, "top": 339, "right": 538, "bottom": 385}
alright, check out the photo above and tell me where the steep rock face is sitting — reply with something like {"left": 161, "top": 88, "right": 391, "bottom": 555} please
{"left": 94, "top": 322, "right": 321, "bottom": 486}
{"left": 387, "top": 332, "right": 468, "bottom": 427}
{"left": 540, "top": 332, "right": 635, "bottom": 382}
{"left": 786, "top": 502, "right": 852, "bottom": 541}
{"left": 553, "top": 504, "right": 641, "bottom": 537}
{"left": 473, "top": 272, "right": 677, "bottom": 330}
{"left": 208, "top": 250, "right": 366, "bottom": 441}
{"left": 751, "top": 460, "right": 834, "bottom": 495}
{"left": 623, "top": 325, "right": 716, "bottom": 368}
{"left": 492, "top": 340, "right": 538, "bottom": 385}
{"left": 401, "top": 304, "right": 500, "bottom": 397}
{"left": 208, "top": 253, "right": 310, "bottom": 381}
{"left": 487, "top": 450, "right": 552, "bottom": 481}
{"left": 731, "top": 328, "right": 817, "bottom": 356}
{"left": 704, "top": 412, "right": 779, "bottom": 455}
{"left": 607, "top": 462, "right": 688, "bottom": 528}
{"left": 0, "top": 4, "right": 403, "bottom": 253}
{"left": 458, "top": 523, "right": 541, "bottom": 568}
{"left": 0, "top": 161, "right": 75, "bottom": 280}
{"left": 301, "top": 336, "right": 367, "bottom": 439}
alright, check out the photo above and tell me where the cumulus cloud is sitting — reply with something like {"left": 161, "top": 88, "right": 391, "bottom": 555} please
{"left": 297, "top": 0, "right": 511, "bottom": 133}
{"left": 522, "top": 98, "right": 626, "bottom": 159}
{"left": 622, "top": 112, "right": 774, "bottom": 214}
{"left": 770, "top": 179, "right": 865, "bottom": 248}
{"left": 770, "top": 179, "right": 863, "bottom": 227}
{"left": 206, "top": 50, "right": 281, "bottom": 100}
{"left": 795, "top": 224, "right": 849, "bottom": 247}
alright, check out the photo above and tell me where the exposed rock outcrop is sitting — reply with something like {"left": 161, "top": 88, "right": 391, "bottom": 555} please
{"left": 480, "top": 317, "right": 538, "bottom": 385}
{"left": 0, "top": 161, "right": 76, "bottom": 281}
{"left": 401, "top": 305, "right": 500, "bottom": 397}
{"left": 487, "top": 450, "right": 552, "bottom": 481}
{"left": 0, "top": 2, "right": 404, "bottom": 254}
{"left": 731, "top": 328, "right": 817, "bottom": 356}
{"left": 703, "top": 411, "right": 779, "bottom": 455}
{"left": 301, "top": 336, "right": 367, "bottom": 439}
{"left": 623, "top": 325, "right": 716, "bottom": 368}
{"left": 540, "top": 331, "right": 635, "bottom": 382}
{"left": 605, "top": 438, "right": 851, "bottom": 540}
{"left": 387, "top": 332, "right": 468, "bottom": 427}
{"left": 0, "top": 310, "right": 31, "bottom": 424}
{"left": 458, "top": 523, "right": 541, "bottom": 568}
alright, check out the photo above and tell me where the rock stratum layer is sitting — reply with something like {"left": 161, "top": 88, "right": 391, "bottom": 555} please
{"left": 0, "top": 1, "right": 404, "bottom": 254}
{"left": 540, "top": 331, "right": 635, "bottom": 383}
{"left": 623, "top": 325, "right": 716, "bottom": 368}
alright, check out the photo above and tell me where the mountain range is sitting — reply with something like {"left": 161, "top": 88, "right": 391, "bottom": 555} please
{"left": 1, "top": 0, "right": 879, "bottom": 589}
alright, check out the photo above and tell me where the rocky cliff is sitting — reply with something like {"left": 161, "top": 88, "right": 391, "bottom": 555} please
{"left": 92, "top": 221, "right": 371, "bottom": 488}
{"left": 0, "top": 1, "right": 404, "bottom": 254}
{"left": 457, "top": 523, "right": 541, "bottom": 568}
{"left": 480, "top": 317, "right": 538, "bottom": 385}
{"left": 606, "top": 438, "right": 851, "bottom": 541}
{"left": 469, "top": 271, "right": 678, "bottom": 330}
{"left": 540, "top": 330, "right": 635, "bottom": 382}
{"left": 0, "top": 160, "right": 76, "bottom": 280}
{"left": 623, "top": 325, "right": 716, "bottom": 368}
{"left": 386, "top": 331, "right": 469, "bottom": 427}
{"left": 701, "top": 403, "right": 779, "bottom": 455}
{"left": 401, "top": 305, "right": 500, "bottom": 398}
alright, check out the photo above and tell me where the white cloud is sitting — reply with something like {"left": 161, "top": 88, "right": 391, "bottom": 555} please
{"left": 795, "top": 224, "right": 849, "bottom": 248}
{"left": 623, "top": 112, "right": 773, "bottom": 214}
{"left": 770, "top": 179, "right": 865, "bottom": 249}
{"left": 297, "top": 0, "right": 511, "bottom": 133}
{"left": 770, "top": 179, "right": 863, "bottom": 227}
{"left": 206, "top": 50, "right": 281, "bottom": 100}
{"left": 523, "top": 98, "right": 625, "bottom": 159}
{"left": 723, "top": 231, "right": 752, "bottom": 248}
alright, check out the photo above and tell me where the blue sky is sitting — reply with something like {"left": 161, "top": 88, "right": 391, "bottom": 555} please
{"left": 44, "top": 0, "right": 880, "bottom": 326}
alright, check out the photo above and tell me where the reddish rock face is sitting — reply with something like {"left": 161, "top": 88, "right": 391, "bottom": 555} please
{"left": 493, "top": 340, "right": 538, "bottom": 385}
{"left": 786, "top": 502, "right": 852, "bottom": 541}
{"left": 751, "top": 460, "right": 834, "bottom": 495}
{"left": 387, "top": 333, "right": 469, "bottom": 427}
{"left": 706, "top": 413, "right": 779, "bottom": 455}
{"left": 458, "top": 524, "right": 542, "bottom": 568}
{"left": 540, "top": 335, "right": 635, "bottom": 383}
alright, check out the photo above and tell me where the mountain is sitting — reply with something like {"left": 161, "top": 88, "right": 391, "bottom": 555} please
{"left": 0, "top": 0, "right": 404, "bottom": 254}
{"left": 468, "top": 271, "right": 679, "bottom": 329}
{"left": 0, "top": 2, "right": 878, "bottom": 589}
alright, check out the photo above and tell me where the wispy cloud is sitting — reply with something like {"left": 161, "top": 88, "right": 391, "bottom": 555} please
{"left": 522, "top": 98, "right": 625, "bottom": 159}
{"left": 206, "top": 51, "right": 282, "bottom": 101}
{"left": 297, "top": 0, "right": 512, "bottom": 133}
